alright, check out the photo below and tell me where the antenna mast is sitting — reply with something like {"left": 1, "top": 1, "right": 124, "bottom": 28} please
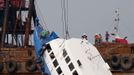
{"left": 114, "top": 8, "right": 120, "bottom": 34}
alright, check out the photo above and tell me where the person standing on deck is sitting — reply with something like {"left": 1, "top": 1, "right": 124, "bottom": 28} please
{"left": 94, "top": 33, "right": 100, "bottom": 44}
{"left": 105, "top": 31, "right": 110, "bottom": 42}
{"left": 99, "top": 34, "right": 103, "bottom": 43}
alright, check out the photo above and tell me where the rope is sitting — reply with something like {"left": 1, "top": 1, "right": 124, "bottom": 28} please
{"left": 34, "top": 0, "right": 48, "bottom": 30}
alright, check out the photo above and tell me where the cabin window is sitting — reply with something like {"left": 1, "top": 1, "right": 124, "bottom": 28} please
{"left": 65, "top": 56, "right": 70, "bottom": 63}
{"left": 63, "top": 49, "right": 67, "bottom": 57}
{"left": 53, "top": 59, "right": 59, "bottom": 68}
{"left": 77, "top": 60, "right": 82, "bottom": 66}
{"left": 50, "top": 52, "right": 55, "bottom": 60}
{"left": 46, "top": 44, "right": 52, "bottom": 53}
{"left": 56, "top": 67, "right": 62, "bottom": 74}
{"left": 73, "top": 70, "right": 78, "bottom": 75}
{"left": 68, "top": 62, "right": 74, "bottom": 71}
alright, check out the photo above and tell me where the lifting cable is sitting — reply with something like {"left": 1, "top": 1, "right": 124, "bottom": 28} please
{"left": 61, "top": 0, "right": 70, "bottom": 39}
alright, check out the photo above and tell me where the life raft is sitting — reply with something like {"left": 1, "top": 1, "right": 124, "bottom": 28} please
{"left": 120, "top": 56, "right": 133, "bottom": 70}
{"left": 0, "top": 62, "right": 4, "bottom": 72}
{"left": 25, "top": 59, "right": 37, "bottom": 72}
{"left": 6, "top": 60, "right": 17, "bottom": 73}
{"left": 110, "top": 55, "right": 121, "bottom": 69}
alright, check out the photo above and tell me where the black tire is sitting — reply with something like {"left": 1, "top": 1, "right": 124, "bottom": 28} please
{"left": 120, "top": 56, "right": 133, "bottom": 71}
{"left": 25, "top": 59, "right": 37, "bottom": 72}
{"left": 6, "top": 60, "right": 17, "bottom": 73}
{"left": 110, "top": 55, "right": 121, "bottom": 69}
{"left": 0, "top": 62, "right": 4, "bottom": 72}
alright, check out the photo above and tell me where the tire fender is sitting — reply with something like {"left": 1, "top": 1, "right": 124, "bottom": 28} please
{"left": 6, "top": 60, "right": 17, "bottom": 73}
{"left": 120, "top": 56, "right": 133, "bottom": 70}
{"left": 110, "top": 55, "right": 121, "bottom": 69}
{"left": 0, "top": 62, "right": 4, "bottom": 72}
{"left": 25, "top": 59, "right": 37, "bottom": 72}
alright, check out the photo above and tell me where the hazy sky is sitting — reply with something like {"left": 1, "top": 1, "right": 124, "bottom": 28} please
{"left": 35, "top": 0, "right": 134, "bottom": 43}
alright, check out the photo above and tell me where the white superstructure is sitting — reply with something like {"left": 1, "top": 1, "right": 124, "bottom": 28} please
{"left": 43, "top": 38, "right": 112, "bottom": 75}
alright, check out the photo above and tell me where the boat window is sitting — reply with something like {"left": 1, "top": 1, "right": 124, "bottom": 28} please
{"left": 56, "top": 67, "right": 62, "bottom": 74}
{"left": 63, "top": 49, "right": 67, "bottom": 57}
{"left": 77, "top": 60, "right": 82, "bottom": 66}
{"left": 46, "top": 44, "right": 52, "bottom": 53}
{"left": 53, "top": 59, "right": 59, "bottom": 68}
{"left": 50, "top": 52, "right": 55, "bottom": 60}
{"left": 65, "top": 56, "right": 70, "bottom": 63}
{"left": 68, "top": 62, "right": 74, "bottom": 71}
{"left": 73, "top": 70, "right": 78, "bottom": 75}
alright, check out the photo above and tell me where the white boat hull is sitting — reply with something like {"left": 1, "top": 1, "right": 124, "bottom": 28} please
{"left": 43, "top": 38, "right": 112, "bottom": 75}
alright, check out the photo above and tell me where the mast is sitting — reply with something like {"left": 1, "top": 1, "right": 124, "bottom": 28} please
{"left": 111, "top": 8, "right": 120, "bottom": 38}
{"left": 113, "top": 8, "right": 120, "bottom": 34}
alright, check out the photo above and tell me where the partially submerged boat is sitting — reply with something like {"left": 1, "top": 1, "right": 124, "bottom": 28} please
{"left": 31, "top": 0, "right": 112, "bottom": 75}
{"left": 33, "top": 16, "right": 112, "bottom": 75}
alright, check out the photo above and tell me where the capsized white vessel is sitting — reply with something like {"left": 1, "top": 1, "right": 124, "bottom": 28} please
{"left": 34, "top": 1, "right": 112, "bottom": 74}
{"left": 43, "top": 38, "right": 112, "bottom": 75}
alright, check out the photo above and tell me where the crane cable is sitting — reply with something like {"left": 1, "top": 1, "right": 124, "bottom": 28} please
{"left": 61, "top": 0, "right": 70, "bottom": 39}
